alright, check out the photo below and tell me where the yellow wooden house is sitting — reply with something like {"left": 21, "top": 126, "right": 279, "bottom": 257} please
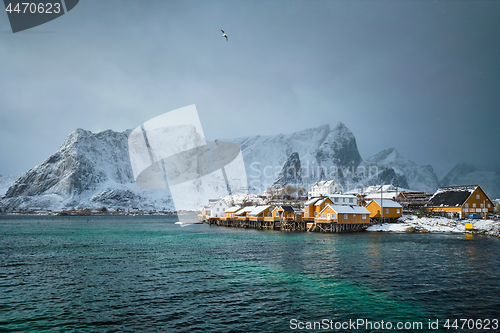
{"left": 271, "top": 205, "right": 295, "bottom": 220}
{"left": 235, "top": 206, "right": 256, "bottom": 220}
{"left": 247, "top": 205, "right": 273, "bottom": 221}
{"left": 426, "top": 185, "right": 494, "bottom": 219}
{"left": 223, "top": 206, "right": 242, "bottom": 220}
{"left": 313, "top": 196, "right": 334, "bottom": 218}
{"left": 365, "top": 199, "right": 403, "bottom": 220}
{"left": 315, "top": 204, "right": 371, "bottom": 224}
{"left": 303, "top": 197, "right": 320, "bottom": 220}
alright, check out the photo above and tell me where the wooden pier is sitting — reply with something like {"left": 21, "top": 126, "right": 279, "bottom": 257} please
{"left": 207, "top": 216, "right": 368, "bottom": 233}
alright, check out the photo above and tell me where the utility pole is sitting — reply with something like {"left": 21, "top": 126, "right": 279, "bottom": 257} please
{"left": 483, "top": 199, "right": 486, "bottom": 218}
{"left": 381, "top": 184, "right": 384, "bottom": 224}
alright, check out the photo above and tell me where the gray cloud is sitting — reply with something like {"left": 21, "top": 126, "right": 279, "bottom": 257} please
{"left": 1, "top": 0, "right": 499, "bottom": 178}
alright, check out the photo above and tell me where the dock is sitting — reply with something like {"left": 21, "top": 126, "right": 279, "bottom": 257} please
{"left": 205, "top": 215, "right": 370, "bottom": 233}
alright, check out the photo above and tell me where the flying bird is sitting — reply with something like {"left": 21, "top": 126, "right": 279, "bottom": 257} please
{"left": 221, "top": 29, "right": 228, "bottom": 41}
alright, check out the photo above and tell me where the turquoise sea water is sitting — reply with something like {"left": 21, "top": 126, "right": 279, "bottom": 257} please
{"left": 1, "top": 215, "right": 499, "bottom": 332}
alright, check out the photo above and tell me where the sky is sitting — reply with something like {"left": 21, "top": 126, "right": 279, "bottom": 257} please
{"left": 1, "top": 0, "right": 499, "bottom": 178}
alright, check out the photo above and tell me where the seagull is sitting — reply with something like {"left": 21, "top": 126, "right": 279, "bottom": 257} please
{"left": 221, "top": 29, "right": 228, "bottom": 41}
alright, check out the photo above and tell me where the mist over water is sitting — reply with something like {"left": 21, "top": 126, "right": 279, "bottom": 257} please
{"left": 1, "top": 215, "right": 499, "bottom": 332}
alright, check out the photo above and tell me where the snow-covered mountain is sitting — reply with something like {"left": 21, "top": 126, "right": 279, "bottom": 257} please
{"left": 440, "top": 162, "right": 500, "bottom": 199}
{"left": 0, "top": 129, "right": 174, "bottom": 212}
{"left": 0, "top": 174, "right": 20, "bottom": 197}
{"left": 1, "top": 122, "right": 443, "bottom": 212}
{"left": 230, "top": 122, "right": 366, "bottom": 192}
{"left": 359, "top": 148, "right": 440, "bottom": 192}
{"left": 232, "top": 124, "right": 439, "bottom": 194}
{"left": 228, "top": 124, "right": 331, "bottom": 191}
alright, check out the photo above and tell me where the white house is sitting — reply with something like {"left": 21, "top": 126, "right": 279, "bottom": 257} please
{"left": 209, "top": 199, "right": 229, "bottom": 218}
{"left": 308, "top": 180, "right": 342, "bottom": 198}
{"left": 327, "top": 194, "right": 359, "bottom": 205}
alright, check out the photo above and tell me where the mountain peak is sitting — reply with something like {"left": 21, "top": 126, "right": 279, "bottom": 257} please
{"left": 334, "top": 122, "right": 346, "bottom": 130}
{"left": 440, "top": 162, "right": 478, "bottom": 187}
{"left": 314, "top": 122, "right": 362, "bottom": 171}
{"left": 453, "top": 162, "right": 477, "bottom": 174}
{"left": 366, "top": 148, "right": 403, "bottom": 164}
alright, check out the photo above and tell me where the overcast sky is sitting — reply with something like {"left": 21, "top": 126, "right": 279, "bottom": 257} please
{"left": 1, "top": 0, "right": 499, "bottom": 178}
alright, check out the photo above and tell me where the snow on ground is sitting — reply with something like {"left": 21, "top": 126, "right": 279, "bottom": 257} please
{"left": 220, "top": 193, "right": 265, "bottom": 206}
{"left": 367, "top": 214, "right": 500, "bottom": 237}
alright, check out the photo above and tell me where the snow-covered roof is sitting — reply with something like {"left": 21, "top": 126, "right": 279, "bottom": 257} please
{"left": 427, "top": 185, "right": 479, "bottom": 207}
{"left": 368, "top": 199, "right": 402, "bottom": 208}
{"left": 320, "top": 204, "right": 370, "bottom": 215}
{"left": 314, "top": 197, "right": 328, "bottom": 206}
{"left": 273, "top": 205, "right": 294, "bottom": 212}
{"left": 327, "top": 194, "right": 358, "bottom": 200}
{"left": 434, "top": 185, "right": 478, "bottom": 195}
{"left": 311, "top": 180, "right": 339, "bottom": 188}
{"left": 364, "top": 185, "right": 396, "bottom": 193}
{"left": 364, "top": 192, "right": 399, "bottom": 200}
{"left": 207, "top": 198, "right": 227, "bottom": 208}
{"left": 248, "top": 205, "right": 271, "bottom": 216}
{"left": 294, "top": 208, "right": 304, "bottom": 214}
{"left": 304, "top": 197, "right": 321, "bottom": 206}
{"left": 235, "top": 206, "right": 256, "bottom": 215}
{"left": 225, "top": 206, "right": 241, "bottom": 213}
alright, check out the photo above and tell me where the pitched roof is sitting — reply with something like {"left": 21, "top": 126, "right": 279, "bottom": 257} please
{"left": 225, "top": 206, "right": 242, "bottom": 213}
{"left": 248, "top": 205, "right": 271, "bottom": 216}
{"left": 368, "top": 199, "right": 402, "bottom": 208}
{"left": 314, "top": 197, "right": 332, "bottom": 206}
{"left": 235, "top": 206, "right": 256, "bottom": 215}
{"left": 208, "top": 198, "right": 227, "bottom": 208}
{"left": 364, "top": 192, "right": 400, "bottom": 200}
{"left": 427, "top": 185, "right": 478, "bottom": 207}
{"left": 304, "top": 197, "right": 321, "bottom": 205}
{"left": 311, "top": 180, "right": 339, "bottom": 188}
{"left": 364, "top": 184, "right": 396, "bottom": 193}
{"left": 273, "top": 205, "right": 294, "bottom": 212}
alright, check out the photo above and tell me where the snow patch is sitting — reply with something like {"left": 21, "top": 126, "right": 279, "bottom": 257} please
{"left": 367, "top": 214, "right": 500, "bottom": 237}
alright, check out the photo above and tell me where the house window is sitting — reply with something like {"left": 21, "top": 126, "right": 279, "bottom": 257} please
{"left": 217, "top": 208, "right": 219, "bottom": 211}
{"left": 465, "top": 203, "right": 469, "bottom": 208}
{"left": 314, "top": 212, "right": 318, "bottom": 217}
{"left": 343, "top": 198, "right": 346, "bottom": 203}
{"left": 322, "top": 213, "right": 326, "bottom": 218}
{"left": 397, "top": 209, "right": 400, "bottom": 214}
{"left": 480, "top": 203, "right": 484, "bottom": 208}
{"left": 476, "top": 194, "right": 480, "bottom": 199}
{"left": 334, "top": 198, "right": 339, "bottom": 203}
{"left": 344, "top": 214, "right": 348, "bottom": 219}
{"left": 353, "top": 214, "right": 356, "bottom": 217}
{"left": 269, "top": 212, "right": 272, "bottom": 217}
{"left": 488, "top": 204, "right": 491, "bottom": 208}
{"left": 473, "top": 203, "right": 476, "bottom": 208}
{"left": 223, "top": 208, "right": 225, "bottom": 212}
{"left": 362, "top": 214, "right": 367, "bottom": 219}
{"left": 349, "top": 198, "right": 353, "bottom": 203}
{"left": 220, "top": 202, "right": 222, "bottom": 206}
{"left": 385, "top": 208, "right": 389, "bottom": 214}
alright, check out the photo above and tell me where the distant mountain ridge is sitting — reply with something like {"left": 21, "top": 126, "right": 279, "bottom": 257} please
{"left": 360, "top": 148, "right": 440, "bottom": 192}
{"left": 2, "top": 122, "right": 492, "bottom": 212}
{"left": 440, "top": 162, "right": 500, "bottom": 199}
{"left": 1, "top": 129, "right": 174, "bottom": 212}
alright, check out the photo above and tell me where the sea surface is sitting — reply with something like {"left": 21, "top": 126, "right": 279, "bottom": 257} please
{"left": 1, "top": 215, "right": 499, "bottom": 332}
